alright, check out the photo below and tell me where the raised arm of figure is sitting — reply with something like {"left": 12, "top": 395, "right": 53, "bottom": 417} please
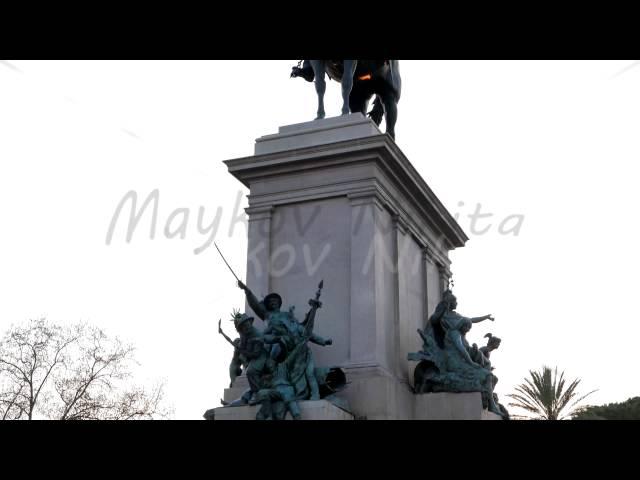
{"left": 237, "top": 280, "right": 267, "bottom": 320}
{"left": 470, "top": 314, "right": 495, "bottom": 324}
{"left": 218, "top": 319, "right": 237, "bottom": 347}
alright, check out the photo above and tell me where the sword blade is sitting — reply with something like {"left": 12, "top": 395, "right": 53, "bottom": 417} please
{"left": 214, "top": 242, "right": 241, "bottom": 283}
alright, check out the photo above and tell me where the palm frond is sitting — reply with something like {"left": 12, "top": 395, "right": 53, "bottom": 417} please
{"left": 508, "top": 365, "right": 595, "bottom": 420}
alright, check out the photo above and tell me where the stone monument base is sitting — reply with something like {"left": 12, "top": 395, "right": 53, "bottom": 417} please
{"left": 212, "top": 399, "right": 354, "bottom": 421}
{"left": 216, "top": 374, "right": 501, "bottom": 420}
{"left": 331, "top": 365, "right": 414, "bottom": 420}
{"left": 414, "top": 392, "right": 502, "bottom": 420}
{"left": 217, "top": 374, "right": 500, "bottom": 420}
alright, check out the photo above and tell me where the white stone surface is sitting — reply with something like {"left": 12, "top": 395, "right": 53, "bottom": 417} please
{"left": 223, "top": 386, "right": 248, "bottom": 403}
{"left": 334, "top": 365, "right": 415, "bottom": 420}
{"left": 212, "top": 400, "right": 354, "bottom": 420}
{"left": 221, "top": 374, "right": 250, "bottom": 403}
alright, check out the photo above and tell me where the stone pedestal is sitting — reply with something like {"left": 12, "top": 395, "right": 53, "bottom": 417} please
{"left": 220, "top": 114, "right": 483, "bottom": 420}
{"left": 414, "top": 392, "right": 502, "bottom": 420}
{"left": 212, "top": 400, "right": 354, "bottom": 421}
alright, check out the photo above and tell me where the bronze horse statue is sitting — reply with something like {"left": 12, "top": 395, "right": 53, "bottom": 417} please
{"left": 291, "top": 60, "right": 401, "bottom": 139}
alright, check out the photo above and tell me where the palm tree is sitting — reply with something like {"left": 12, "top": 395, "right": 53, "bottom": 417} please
{"left": 507, "top": 366, "right": 597, "bottom": 420}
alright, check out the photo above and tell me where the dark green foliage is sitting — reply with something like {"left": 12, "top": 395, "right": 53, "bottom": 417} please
{"left": 572, "top": 397, "right": 640, "bottom": 420}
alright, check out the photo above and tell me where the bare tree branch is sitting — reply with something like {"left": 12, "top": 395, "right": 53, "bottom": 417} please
{"left": 0, "top": 319, "right": 170, "bottom": 420}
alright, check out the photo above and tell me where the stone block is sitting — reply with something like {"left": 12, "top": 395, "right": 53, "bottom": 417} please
{"left": 212, "top": 399, "right": 354, "bottom": 420}
{"left": 414, "top": 392, "right": 501, "bottom": 420}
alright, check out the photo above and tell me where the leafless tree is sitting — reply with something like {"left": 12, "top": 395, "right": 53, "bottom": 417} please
{"left": 0, "top": 319, "right": 171, "bottom": 420}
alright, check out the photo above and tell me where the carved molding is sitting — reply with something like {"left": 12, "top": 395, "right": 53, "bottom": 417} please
{"left": 245, "top": 205, "right": 274, "bottom": 222}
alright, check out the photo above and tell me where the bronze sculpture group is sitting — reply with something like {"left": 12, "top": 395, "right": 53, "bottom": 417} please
{"left": 408, "top": 290, "right": 509, "bottom": 419}
{"left": 215, "top": 280, "right": 346, "bottom": 420}
{"left": 214, "top": 281, "right": 508, "bottom": 420}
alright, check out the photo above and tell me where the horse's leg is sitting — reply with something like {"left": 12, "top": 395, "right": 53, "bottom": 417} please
{"left": 310, "top": 60, "right": 326, "bottom": 120}
{"left": 382, "top": 93, "right": 398, "bottom": 140}
{"left": 341, "top": 60, "right": 357, "bottom": 115}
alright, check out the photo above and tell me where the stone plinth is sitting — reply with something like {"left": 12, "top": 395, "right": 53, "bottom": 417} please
{"left": 212, "top": 400, "right": 354, "bottom": 421}
{"left": 254, "top": 114, "right": 382, "bottom": 155}
{"left": 222, "top": 114, "right": 472, "bottom": 420}
{"left": 414, "top": 392, "right": 502, "bottom": 420}
{"left": 222, "top": 374, "right": 249, "bottom": 403}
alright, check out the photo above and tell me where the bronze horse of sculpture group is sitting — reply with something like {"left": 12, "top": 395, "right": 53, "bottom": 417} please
{"left": 291, "top": 60, "right": 401, "bottom": 139}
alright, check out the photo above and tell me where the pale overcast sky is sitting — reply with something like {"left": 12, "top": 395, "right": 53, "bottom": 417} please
{"left": 1, "top": 60, "right": 638, "bottom": 419}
